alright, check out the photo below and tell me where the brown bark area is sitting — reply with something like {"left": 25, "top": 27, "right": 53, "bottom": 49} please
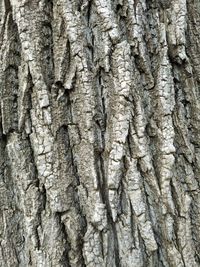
{"left": 0, "top": 0, "right": 200, "bottom": 266}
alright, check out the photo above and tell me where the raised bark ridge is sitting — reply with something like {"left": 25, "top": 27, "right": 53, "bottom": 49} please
{"left": 0, "top": 0, "right": 200, "bottom": 266}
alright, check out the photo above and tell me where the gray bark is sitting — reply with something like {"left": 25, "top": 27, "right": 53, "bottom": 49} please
{"left": 0, "top": 0, "right": 200, "bottom": 266}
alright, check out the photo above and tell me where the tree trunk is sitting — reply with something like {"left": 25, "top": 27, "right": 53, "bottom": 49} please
{"left": 0, "top": 0, "right": 200, "bottom": 266}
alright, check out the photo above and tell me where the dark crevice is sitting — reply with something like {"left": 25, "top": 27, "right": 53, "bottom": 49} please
{"left": 129, "top": 200, "right": 136, "bottom": 248}
{"left": 93, "top": 123, "right": 120, "bottom": 264}
{"left": 41, "top": 184, "right": 47, "bottom": 211}
{"left": 86, "top": 0, "right": 92, "bottom": 26}
{"left": 98, "top": 154, "right": 120, "bottom": 266}
{"left": 137, "top": 226, "right": 148, "bottom": 266}
{"left": 26, "top": 134, "right": 39, "bottom": 188}
{"left": 34, "top": 227, "right": 41, "bottom": 250}
{"left": 117, "top": 166, "right": 124, "bottom": 217}
{"left": 170, "top": 179, "right": 181, "bottom": 218}
{"left": 0, "top": 15, "right": 21, "bottom": 134}
{"left": 60, "top": 40, "right": 72, "bottom": 87}
{"left": 56, "top": 213, "right": 71, "bottom": 267}
{"left": 93, "top": 66, "right": 121, "bottom": 266}
{"left": 56, "top": 124, "right": 87, "bottom": 266}
{"left": 18, "top": 65, "right": 33, "bottom": 132}
{"left": 4, "top": 0, "right": 12, "bottom": 13}
{"left": 26, "top": 135, "right": 47, "bottom": 253}
{"left": 0, "top": 0, "right": 12, "bottom": 46}
{"left": 126, "top": 122, "right": 133, "bottom": 158}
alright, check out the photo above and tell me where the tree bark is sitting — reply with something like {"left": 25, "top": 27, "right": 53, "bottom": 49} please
{"left": 0, "top": 0, "right": 200, "bottom": 266}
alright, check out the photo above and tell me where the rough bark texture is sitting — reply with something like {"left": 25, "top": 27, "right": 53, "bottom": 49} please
{"left": 0, "top": 0, "right": 200, "bottom": 266}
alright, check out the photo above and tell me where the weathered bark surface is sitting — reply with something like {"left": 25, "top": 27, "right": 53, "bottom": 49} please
{"left": 0, "top": 0, "right": 200, "bottom": 266}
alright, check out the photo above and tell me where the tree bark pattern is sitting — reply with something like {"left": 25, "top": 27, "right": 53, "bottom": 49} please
{"left": 0, "top": 0, "right": 200, "bottom": 266}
